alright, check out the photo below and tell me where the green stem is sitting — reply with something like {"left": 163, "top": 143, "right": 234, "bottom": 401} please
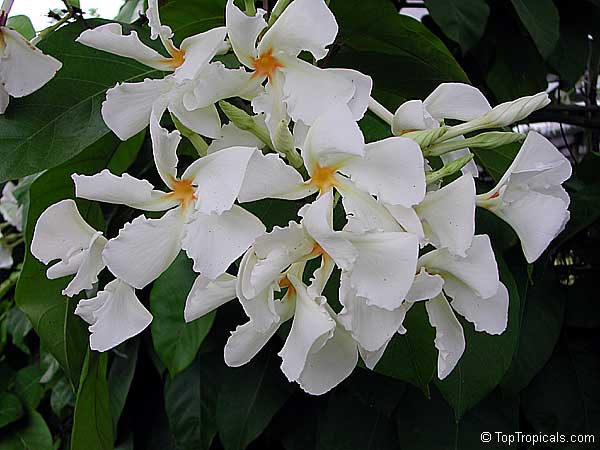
{"left": 31, "top": 9, "right": 74, "bottom": 45}
{"left": 424, "top": 132, "right": 526, "bottom": 157}
{"left": 218, "top": 100, "right": 274, "bottom": 150}
{"left": 8, "top": 237, "right": 23, "bottom": 249}
{"left": 245, "top": 0, "right": 256, "bottom": 15}
{"left": 171, "top": 113, "right": 209, "bottom": 157}
{"left": 268, "top": 0, "right": 291, "bottom": 25}
{"left": 0, "top": 265, "right": 21, "bottom": 300}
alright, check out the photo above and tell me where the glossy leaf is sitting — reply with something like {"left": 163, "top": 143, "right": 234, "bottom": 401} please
{"left": 216, "top": 351, "right": 294, "bottom": 450}
{"left": 424, "top": 0, "right": 490, "bottom": 52}
{"left": 0, "top": 393, "right": 24, "bottom": 429}
{"left": 0, "top": 411, "right": 53, "bottom": 450}
{"left": 329, "top": 0, "right": 468, "bottom": 109}
{"left": 15, "top": 133, "right": 120, "bottom": 386}
{"left": 435, "top": 256, "right": 521, "bottom": 419}
{"left": 71, "top": 350, "right": 113, "bottom": 450}
{"left": 0, "top": 20, "right": 160, "bottom": 183}
{"left": 160, "top": 0, "right": 226, "bottom": 41}
{"left": 108, "top": 339, "right": 139, "bottom": 434}
{"left": 14, "top": 364, "right": 44, "bottom": 411}
{"left": 151, "top": 253, "right": 216, "bottom": 377}
{"left": 510, "top": 0, "right": 560, "bottom": 58}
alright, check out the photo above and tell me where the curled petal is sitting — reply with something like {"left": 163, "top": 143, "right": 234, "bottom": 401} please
{"left": 392, "top": 99, "right": 437, "bottom": 134}
{"left": 76, "top": 279, "right": 152, "bottom": 352}
{"left": 184, "top": 273, "right": 237, "bottom": 322}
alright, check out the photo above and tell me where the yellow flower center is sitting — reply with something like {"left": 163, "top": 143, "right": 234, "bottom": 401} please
{"left": 252, "top": 49, "right": 284, "bottom": 82}
{"left": 165, "top": 41, "right": 186, "bottom": 69}
{"left": 309, "top": 164, "right": 339, "bottom": 195}
{"left": 166, "top": 178, "right": 196, "bottom": 209}
{"left": 278, "top": 275, "right": 296, "bottom": 298}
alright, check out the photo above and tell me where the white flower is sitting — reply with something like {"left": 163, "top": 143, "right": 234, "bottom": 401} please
{"left": 72, "top": 114, "right": 265, "bottom": 289}
{"left": 386, "top": 173, "right": 476, "bottom": 256}
{"left": 31, "top": 199, "right": 107, "bottom": 297}
{"left": 0, "top": 2, "right": 62, "bottom": 114}
{"left": 238, "top": 103, "right": 427, "bottom": 232}
{"left": 476, "top": 131, "right": 571, "bottom": 263}
{"left": 402, "top": 235, "right": 509, "bottom": 379}
{"left": 225, "top": 0, "right": 372, "bottom": 136}
{"left": 0, "top": 181, "right": 22, "bottom": 231}
{"left": 391, "top": 83, "right": 491, "bottom": 134}
{"left": 240, "top": 192, "right": 419, "bottom": 312}
{"left": 76, "top": 0, "right": 258, "bottom": 140}
{"left": 75, "top": 278, "right": 153, "bottom": 352}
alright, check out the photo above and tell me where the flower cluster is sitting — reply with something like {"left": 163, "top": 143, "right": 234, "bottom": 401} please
{"left": 30, "top": 0, "right": 571, "bottom": 395}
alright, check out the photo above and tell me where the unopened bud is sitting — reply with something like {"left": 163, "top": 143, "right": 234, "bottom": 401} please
{"left": 425, "top": 132, "right": 526, "bottom": 156}
{"left": 273, "top": 120, "right": 304, "bottom": 169}
{"left": 218, "top": 100, "right": 273, "bottom": 150}
{"left": 403, "top": 127, "right": 448, "bottom": 148}
{"left": 426, "top": 153, "right": 474, "bottom": 185}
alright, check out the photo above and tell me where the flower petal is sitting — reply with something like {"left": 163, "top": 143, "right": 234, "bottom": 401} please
{"left": 207, "top": 117, "right": 266, "bottom": 154}
{"left": 451, "top": 281, "right": 509, "bottom": 335}
{"left": 75, "top": 279, "right": 152, "bottom": 352}
{"left": 150, "top": 108, "right": 180, "bottom": 188}
{"left": 251, "top": 72, "right": 288, "bottom": 140}
{"left": 259, "top": 0, "right": 337, "bottom": 61}
{"left": 359, "top": 343, "right": 387, "bottom": 370}
{"left": 384, "top": 204, "right": 425, "bottom": 242}
{"left": 225, "top": 0, "right": 266, "bottom": 67}
{"left": 338, "top": 272, "right": 406, "bottom": 351}
{"left": 301, "top": 102, "right": 364, "bottom": 175}
{"left": 281, "top": 57, "right": 356, "bottom": 127}
{"left": 416, "top": 174, "right": 475, "bottom": 256}
{"left": 182, "top": 146, "right": 256, "bottom": 215}
{"left": 146, "top": 0, "right": 173, "bottom": 41}
{"left": 76, "top": 23, "right": 174, "bottom": 70}
{"left": 175, "top": 27, "right": 228, "bottom": 80}
{"left": 31, "top": 199, "right": 98, "bottom": 265}
{"left": 62, "top": 233, "right": 107, "bottom": 297}
{"left": 297, "top": 319, "right": 358, "bottom": 395}
{"left": 184, "top": 273, "right": 237, "bottom": 322}
{"left": 419, "top": 234, "right": 499, "bottom": 300}
{"left": 102, "top": 208, "right": 184, "bottom": 289}
{"left": 169, "top": 101, "right": 221, "bottom": 139}
{"left": 0, "top": 27, "right": 62, "bottom": 98}
{"left": 425, "top": 293, "right": 465, "bottom": 380}
{"left": 344, "top": 230, "right": 419, "bottom": 310}
{"left": 300, "top": 191, "right": 358, "bottom": 271}
{"left": 279, "top": 274, "right": 335, "bottom": 382}
{"left": 341, "top": 136, "right": 426, "bottom": 207}
{"left": 324, "top": 69, "right": 372, "bottom": 120}
{"left": 238, "top": 151, "right": 313, "bottom": 202}
{"left": 406, "top": 268, "right": 444, "bottom": 302}
{"left": 182, "top": 205, "right": 265, "bottom": 280}
{"left": 423, "top": 83, "right": 491, "bottom": 121}
{"left": 492, "top": 190, "right": 569, "bottom": 263}
{"left": 72, "top": 170, "right": 176, "bottom": 211}
{"left": 392, "top": 99, "right": 437, "bottom": 134}
{"left": 246, "top": 222, "right": 314, "bottom": 298}
{"left": 102, "top": 78, "right": 172, "bottom": 140}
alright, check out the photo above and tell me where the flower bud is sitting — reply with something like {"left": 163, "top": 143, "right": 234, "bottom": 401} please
{"left": 403, "top": 127, "right": 447, "bottom": 148}
{"left": 426, "top": 132, "right": 526, "bottom": 156}
{"left": 481, "top": 92, "right": 550, "bottom": 128}
{"left": 273, "top": 119, "right": 304, "bottom": 169}
{"left": 426, "top": 153, "right": 474, "bottom": 185}
{"left": 218, "top": 100, "right": 273, "bottom": 149}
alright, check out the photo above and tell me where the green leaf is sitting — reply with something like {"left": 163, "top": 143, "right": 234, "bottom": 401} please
{"left": 107, "top": 130, "right": 146, "bottom": 175}
{"left": 115, "top": 0, "right": 145, "bottom": 23}
{"left": 548, "top": 20, "right": 589, "bottom": 88}
{"left": 164, "top": 352, "right": 221, "bottom": 450}
{"left": 50, "top": 377, "right": 76, "bottom": 417}
{"left": 0, "top": 393, "right": 24, "bottom": 428}
{"left": 5, "top": 306, "right": 32, "bottom": 355}
{"left": 395, "top": 386, "right": 518, "bottom": 449}
{"left": 71, "top": 350, "right": 114, "bottom": 450}
{"left": 500, "top": 258, "right": 566, "bottom": 394}
{"left": 373, "top": 303, "right": 436, "bottom": 391}
{"left": 0, "top": 20, "right": 160, "bottom": 183}
{"left": 317, "top": 389, "right": 399, "bottom": 450}
{"left": 14, "top": 364, "right": 44, "bottom": 411}
{"left": 108, "top": 339, "right": 139, "bottom": 434}
{"left": 6, "top": 15, "right": 36, "bottom": 40}
{"left": 160, "top": 0, "right": 226, "bottom": 41}
{"left": 510, "top": 0, "right": 560, "bottom": 59}
{"left": 435, "top": 255, "right": 521, "bottom": 419}
{"left": 522, "top": 332, "right": 600, "bottom": 443}
{"left": 329, "top": 0, "right": 468, "bottom": 109}
{"left": 0, "top": 411, "right": 53, "bottom": 450}
{"left": 216, "top": 350, "right": 294, "bottom": 450}
{"left": 151, "top": 253, "right": 215, "bottom": 377}
{"left": 423, "top": 0, "right": 490, "bottom": 52}
{"left": 15, "top": 133, "right": 121, "bottom": 386}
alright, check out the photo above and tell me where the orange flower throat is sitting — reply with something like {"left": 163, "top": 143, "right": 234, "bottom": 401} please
{"left": 167, "top": 178, "right": 196, "bottom": 209}
{"left": 252, "top": 49, "right": 283, "bottom": 82}
{"left": 309, "top": 164, "right": 339, "bottom": 194}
